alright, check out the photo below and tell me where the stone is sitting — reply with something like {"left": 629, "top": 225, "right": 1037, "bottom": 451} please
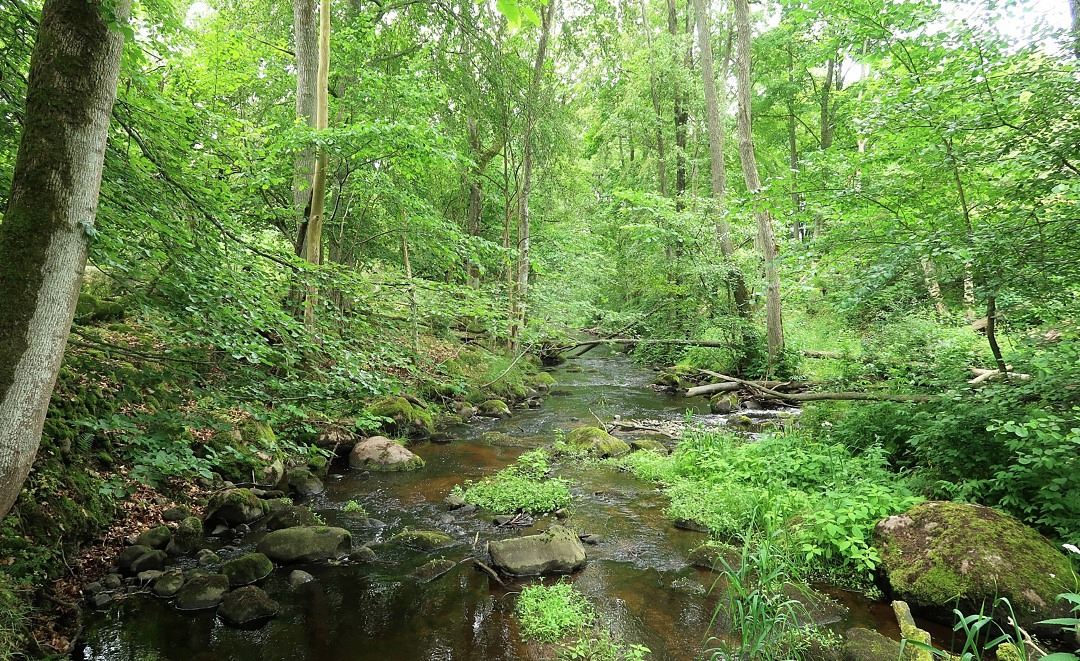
{"left": 265, "top": 506, "right": 319, "bottom": 531}
{"left": 196, "top": 549, "right": 221, "bottom": 566}
{"left": 284, "top": 468, "right": 324, "bottom": 497}
{"left": 436, "top": 514, "right": 455, "bottom": 525}
{"left": 288, "top": 570, "right": 314, "bottom": 587}
{"left": 873, "top": 500, "right": 1074, "bottom": 629}
{"left": 445, "top": 494, "right": 467, "bottom": 510}
{"left": 256, "top": 526, "right": 352, "bottom": 563}
{"left": 117, "top": 545, "right": 152, "bottom": 575}
{"left": 91, "top": 593, "right": 114, "bottom": 610}
{"left": 306, "top": 454, "right": 329, "bottom": 476}
{"left": 453, "top": 402, "right": 476, "bottom": 420}
{"left": 349, "top": 546, "right": 376, "bottom": 563}
{"left": 162, "top": 505, "right": 192, "bottom": 522}
{"left": 83, "top": 581, "right": 104, "bottom": 596}
{"left": 492, "top": 515, "right": 516, "bottom": 527}
{"left": 412, "top": 558, "right": 456, "bottom": 583}
{"left": 174, "top": 574, "right": 230, "bottom": 611}
{"left": 204, "top": 489, "right": 267, "bottom": 528}
{"left": 367, "top": 396, "right": 434, "bottom": 438}
{"left": 166, "top": 516, "right": 203, "bottom": 556}
{"left": 525, "top": 372, "right": 557, "bottom": 391}
{"left": 136, "top": 525, "right": 172, "bottom": 550}
{"left": 314, "top": 426, "right": 358, "bottom": 455}
{"left": 488, "top": 525, "right": 587, "bottom": 576}
{"left": 221, "top": 553, "right": 274, "bottom": 587}
{"left": 349, "top": 436, "right": 424, "bottom": 472}
{"left": 549, "top": 389, "right": 573, "bottom": 397}
{"left": 673, "top": 518, "right": 710, "bottom": 533}
{"left": 709, "top": 393, "right": 740, "bottom": 414}
{"left": 218, "top": 586, "right": 278, "bottom": 627}
{"left": 579, "top": 534, "right": 603, "bottom": 546}
{"left": 481, "top": 431, "right": 520, "bottom": 447}
{"left": 563, "top": 427, "right": 630, "bottom": 458}
{"left": 261, "top": 459, "right": 286, "bottom": 487}
{"left": 892, "top": 600, "right": 933, "bottom": 661}
{"left": 687, "top": 542, "right": 741, "bottom": 570}
{"left": 129, "top": 550, "right": 167, "bottom": 574}
{"left": 476, "top": 399, "right": 512, "bottom": 418}
{"left": 103, "top": 573, "right": 123, "bottom": 590}
{"left": 136, "top": 570, "right": 163, "bottom": 584}
{"left": 842, "top": 627, "right": 901, "bottom": 661}
{"left": 153, "top": 571, "right": 185, "bottom": 598}
{"left": 391, "top": 530, "right": 452, "bottom": 551}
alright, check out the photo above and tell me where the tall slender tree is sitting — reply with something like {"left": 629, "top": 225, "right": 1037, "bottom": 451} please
{"left": 304, "top": 0, "right": 331, "bottom": 326}
{"left": 292, "top": 0, "right": 319, "bottom": 256}
{"left": 0, "top": 0, "right": 132, "bottom": 520}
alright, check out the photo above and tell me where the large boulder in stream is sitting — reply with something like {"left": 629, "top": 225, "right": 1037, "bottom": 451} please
{"left": 204, "top": 489, "right": 268, "bottom": 528}
{"left": 873, "top": 501, "right": 1074, "bottom": 629}
{"left": 283, "top": 468, "right": 324, "bottom": 497}
{"left": 218, "top": 586, "right": 279, "bottom": 627}
{"left": 488, "top": 525, "right": 587, "bottom": 576}
{"left": 564, "top": 427, "right": 630, "bottom": 458}
{"left": 349, "top": 436, "right": 425, "bottom": 472}
{"left": 174, "top": 574, "right": 230, "bottom": 611}
{"left": 257, "top": 526, "right": 352, "bottom": 563}
{"left": 221, "top": 553, "right": 274, "bottom": 587}
{"left": 476, "top": 399, "right": 512, "bottom": 418}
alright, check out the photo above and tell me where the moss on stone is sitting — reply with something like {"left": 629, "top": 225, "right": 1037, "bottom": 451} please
{"left": 367, "top": 396, "right": 434, "bottom": 438}
{"left": 221, "top": 553, "right": 274, "bottom": 587}
{"left": 564, "top": 426, "right": 630, "bottom": 458}
{"left": 525, "top": 372, "right": 557, "bottom": 389}
{"left": 391, "top": 529, "right": 452, "bottom": 551}
{"left": 75, "top": 293, "right": 125, "bottom": 323}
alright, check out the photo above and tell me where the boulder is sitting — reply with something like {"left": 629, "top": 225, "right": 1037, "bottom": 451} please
{"left": 256, "top": 526, "right": 352, "bottom": 563}
{"left": 564, "top": 427, "right": 630, "bottom": 458}
{"left": 260, "top": 459, "right": 285, "bottom": 487}
{"left": 204, "top": 489, "right": 267, "bottom": 528}
{"left": 349, "top": 436, "right": 424, "bottom": 472}
{"left": 265, "top": 506, "right": 319, "bottom": 531}
{"left": 221, "top": 553, "right": 274, "bottom": 587}
{"left": 630, "top": 439, "right": 668, "bottom": 453}
{"left": 873, "top": 500, "right": 1074, "bottom": 629}
{"left": 167, "top": 516, "right": 203, "bottom": 556}
{"left": 136, "top": 525, "right": 172, "bottom": 550}
{"left": 842, "top": 627, "right": 902, "bottom": 661}
{"left": 288, "top": 570, "right": 314, "bottom": 587}
{"left": 162, "top": 505, "right": 192, "bottom": 522}
{"left": 488, "top": 525, "right": 587, "bottom": 576}
{"left": 476, "top": 399, "right": 512, "bottom": 418}
{"left": 196, "top": 549, "right": 221, "bottom": 566}
{"left": 452, "top": 402, "right": 476, "bottom": 420}
{"left": 687, "top": 542, "right": 741, "bottom": 570}
{"left": 152, "top": 571, "right": 185, "bottom": 598}
{"left": 525, "top": 372, "right": 557, "bottom": 392}
{"left": 174, "top": 574, "right": 230, "bottom": 611}
{"left": 709, "top": 392, "right": 739, "bottom": 414}
{"left": 117, "top": 545, "right": 152, "bottom": 575}
{"left": 367, "top": 396, "right": 434, "bottom": 439}
{"left": 129, "top": 550, "right": 167, "bottom": 575}
{"left": 313, "top": 426, "right": 358, "bottom": 455}
{"left": 218, "top": 586, "right": 278, "bottom": 627}
{"left": 284, "top": 468, "right": 324, "bottom": 497}
{"left": 391, "top": 530, "right": 452, "bottom": 551}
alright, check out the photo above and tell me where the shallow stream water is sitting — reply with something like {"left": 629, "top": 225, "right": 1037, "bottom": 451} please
{"left": 78, "top": 347, "right": 922, "bottom": 661}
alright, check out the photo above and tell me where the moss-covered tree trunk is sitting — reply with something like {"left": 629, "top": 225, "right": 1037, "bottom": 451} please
{"left": 0, "top": 0, "right": 130, "bottom": 520}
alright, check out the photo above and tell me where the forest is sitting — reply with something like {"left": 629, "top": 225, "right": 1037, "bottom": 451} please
{"left": 0, "top": 0, "right": 1078, "bottom": 658}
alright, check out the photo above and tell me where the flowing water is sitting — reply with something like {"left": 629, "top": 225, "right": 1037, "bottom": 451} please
{"left": 78, "top": 347, "right": 919, "bottom": 661}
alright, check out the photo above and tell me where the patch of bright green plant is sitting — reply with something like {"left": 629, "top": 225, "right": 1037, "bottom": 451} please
{"left": 343, "top": 500, "right": 367, "bottom": 515}
{"left": 517, "top": 581, "right": 594, "bottom": 643}
{"left": 453, "top": 449, "right": 571, "bottom": 514}
{"left": 0, "top": 574, "right": 30, "bottom": 661}
{"left": 1038, "top": 592, "right": 1080, "bottom": 661}
{"left": 900, "top": 596, "right": 1031, "bottom": 661}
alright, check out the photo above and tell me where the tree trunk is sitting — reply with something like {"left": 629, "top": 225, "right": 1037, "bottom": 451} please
{"left": 466, "top": 117, "right": 502, "bottom": 289}
{"left": 640, "top": 0, "right": 667, "bottom": 196}
{"left": 0, "top": 0, "right": 131, "bottom": 521}
{"left": 303, "top": 0, "right": 331, "bottom": 327}
{"left": 986, "top": 294, "right": 1007, "bottom": 374}
{"left": 510, "top": 1, "right": 554, "bottom": 351}
{"left": 1070, "top": 0, "right": 1080, "bottom": 58}
{"left": 733, "top": 0, "right": 784, "bottom": 364}
{"left": 693, "top": 0, "right": 750, "bottom": 317}
{"left": 787, "top": 44, "right": 804, "bottom": 240}
{"left": 292, "top": 0, "right": 319, "bottom": 256}
{"left": 820, "top": 57, "right": 836, "bottom": 150}
{"left": 921, "top": 258, "right": 948, "bottom": 316}
{"left": 669, "top": 0, "right": 688, "bottom": 212}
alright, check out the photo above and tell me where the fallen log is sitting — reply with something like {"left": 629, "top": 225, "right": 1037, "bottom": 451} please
{"left": 968, "top": 366, "right": 1031, "bottom": 385}
{"left": 685, "top": 380, "right": 820, "bottom": 398}
{"left": 560, "top": 338, "right": 730, "bottom": 352}
{"left": 608, "top": 420, "right": 678, "bottom": 437}
{"left": 694, "top": 369, "right": 938, "bottom": 403}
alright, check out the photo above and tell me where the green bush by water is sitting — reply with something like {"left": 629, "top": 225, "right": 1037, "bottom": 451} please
{"left": 453, "top": 449, "right": 571, "bottom": 514}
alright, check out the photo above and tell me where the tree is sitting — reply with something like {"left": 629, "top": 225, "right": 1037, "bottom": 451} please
{"left": 733, "top": 0, "right": 784, "bottom": 364}
{"left": 292, "top": 0, "right": 319, "bottom": 256}
{"left": 303, "top": 0, "right": 331, "bottom": 326}
{"left": 0, "top": 0, "right": 131, "bottom": 520}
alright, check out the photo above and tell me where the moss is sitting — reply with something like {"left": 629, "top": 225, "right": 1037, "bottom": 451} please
{"left": 564, "top": 427, "right": 630, "bottom": 458}
{"left": 995, "top": 643, "right": 1024, "bottom": 661}
{"left": 525, "top": 372, "right": 557, "bottom": 389}
{"left": 842, "top": 628, "right": 902, "bottom": 661}
{"left": 391, "top": 530, "right": 453, "bottom": 551}
{"left": 221, "top": 553, "right": 274, "bottom": 587}
{"left": 75, "top": 293, "right": 125, "bottom": 323}
{"left": 367, "top": 396, "right": 434, "bottom": 438}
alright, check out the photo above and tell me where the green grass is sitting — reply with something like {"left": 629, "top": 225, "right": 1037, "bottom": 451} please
{"left": 453, "top": 449, "right": 572, "bottom": 514}
{"left": 516, "top": 581, "right": 594, "bottom": 643}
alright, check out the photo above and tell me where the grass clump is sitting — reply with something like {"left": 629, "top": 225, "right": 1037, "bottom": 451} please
{"left": 453, "top": 449, "right": 571, "bottom": 515}
{"left": 517, "top": 580, "right": 594, "bottom": 643}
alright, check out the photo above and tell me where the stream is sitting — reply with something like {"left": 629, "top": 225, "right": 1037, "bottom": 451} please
{"left": 78, "top": 346, "right": 918, "bottom": 661}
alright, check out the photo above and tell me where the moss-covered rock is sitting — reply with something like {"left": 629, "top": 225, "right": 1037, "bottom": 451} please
{"left": 709, "top": 392, "right": 739, "bottom": 414}
{"left": 412, "top": 558, "right": 456, "bottom": 583}
{"left": 218, "top": 586, "right": 278, "bottom": 627}
{"left": 391, "top": 530, "right": 453, "bottom": 551}
{"left": 654, "top": 365, "right": 697, "bottom": 391}
{"left": 265, "top": 506, "right": 319, "bottom": 531}
{"left": 75, "top": 293, "right": 125, "bottom": 323}
{"left": 873, "top": 501, "right": 1074, "bottom": 629}
{"left": 367, "top": 396, "right": 434, "bottom": 439}
{"left": 221, "top": 553, "right": 274, "bottom": 587}
{"left": 564, "top": 427, "right": 630, "bottom": 458}
{"left": 256, "top": 526, "right": 352, "bottom": 563}
{"left": 349, "top": 436, "right": 425, "bottom": 472}
{"left": 175, "top": 574, "right": 230, "bottom": 611}
{"left": 204, "top": 489, "right": 268, "bottom": 528}
{"left": 630, "top": 439, "right": 668, "bottom": 453}
{"left": 488, "top": 525, "right": 587, "bottom": 576}
{"left": 687, "top": 542, "right": 741, "bottom": 570}
{"left": 842, "top": 627, "right": 902, "bottom": 661}
{"left": 136, "top": 525, "right": 172, "bottom": 550}
{"left": 284, "top": 468, "right": 324, "bottom": 497}
{"left": 152, "top": 570, "right": 185, "bottom": 598}
{"left": 167, "top": 516, "right": 203, "bottom": 556}
{"left": 476, "top": 399, "right": 512, "bottom": 418}
{"left": 524, "top": 372, "right": 557, "bottom": 391}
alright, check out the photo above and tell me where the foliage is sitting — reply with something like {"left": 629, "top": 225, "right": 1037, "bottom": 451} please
{"left": 1038, "top": 592, "right": 1080, "bottom": 661}
{"left": 453, "top": 449, "right": 571, "bottom": 514}
{"left": 516, "top": 580, "right": 594, "bottom": 643}
{"left": 899, "top": 597, "right": 1029, "bottom": 661}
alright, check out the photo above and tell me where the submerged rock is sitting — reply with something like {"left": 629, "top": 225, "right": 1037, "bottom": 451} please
{"left": 391, "top": 530, "right": 452, "bottom": 551}
{"left": 218, "top": 586, "right": 278, "bottom": 627}
{"left": 412, "top": 558, "right": 457, "bottom": 583}
{"left": 175, "top": 574, "right": 230, "bottom": 611}
{"left": 349, "top": 436, "right": 424, "bottom": 472}
{"left": 488, "top": 525, "right": 587, "bottom": 576}
{"left": 256, "top": 526, "right": 352, "bottom": 563}
{"left": 873, "top": 501, "right": 1074, "bottom": 629}
{"left": 221, "top": 553, "right": 273, "bottom": 587}
{"left": 564, "top": 426, "right": 630, "bottom": 458}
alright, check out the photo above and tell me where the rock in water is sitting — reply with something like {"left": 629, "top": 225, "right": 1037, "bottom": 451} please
{"left": 842, "top": 627, "right": 902, "bottom": 661}
{"left": 166, "top": 516, "right": 203, "bottom": 556}
{"left": 256, "top": 526, "right": 352, "bottom": 563}
{"left": 488, "top": 525, "right": 587, "bottom": 576}
{"left": 221, "top": 553, "right": 274, "bottom": 587}
{"left": 204, "top": 489, "right": 268, "bottom": 528}
{"left": 390, "top": 530, "right": 452, "bottom": 551}
{"left": 265, "top": 506, "right": 319, "bottom": 531}
{"left": 136, "top": 526, "right": 172, "bottom": 550}
{"left": 152, "top": 571, "right": 185, "bottom": 598}
{"left": 348, "top": 436, "right": 424, "bottom": 472}
{"left": 873, "top": 500, "right": 1074, "bottom": 629}
{"left": 564, "top": 427, "right": 630, "bottom": 458}
{"left": 218, "top": 586, "right": 278, "bottom": 627}
{"left": 284, "top": 468, "right": 324, "bottom": 497}
{"left": 174, "top": 574, "right": 230, "bottom": 611}
{"left": 476, "top": 399, "right": 512, "bottom": 418}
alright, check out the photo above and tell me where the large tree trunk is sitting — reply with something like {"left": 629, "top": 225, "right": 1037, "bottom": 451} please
{"left": 466, "top": 117, "right": 503, "bottom": 289}
{"left": 640, "top": 0, "right": 667, "bottom": 196}
{"left": 693, "top": 0, "right": 750, "bottom": 316}
{"left": 292, "top": 0, "right": 319, "bottom": 256}
{"left": 733, "top": 0, "right": 784, "bottom": 364}
{"left": 669, "top": 0, "right": 688, "bottom": 212}
{"left": 510, "top": 1, "right": 554, "bottom": 351}
{"left": 303, "top": 0, "right": 331, "bottom": 327}
{"left": 0, "top": 0, "right": 131, "bottom": 520}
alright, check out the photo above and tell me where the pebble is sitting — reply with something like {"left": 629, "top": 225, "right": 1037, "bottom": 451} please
{"left": 91, "top": 593, "right": 114, "bottom": 609}
{"left": 136, "top": 570, "right": 163, "bottom": 584}
{"left": 103, "top": 574, "right": 123, "bottom": 590}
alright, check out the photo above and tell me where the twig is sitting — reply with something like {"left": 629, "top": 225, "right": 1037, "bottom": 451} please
{"left": 472, "top": 559, "right": 505, "bottom": 586}
{"left": 480, "top": 344, "right": 534, "bottom": 388}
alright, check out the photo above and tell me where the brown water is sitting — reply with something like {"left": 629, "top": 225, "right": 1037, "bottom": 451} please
{"left": 77, "top": 347, "right": 914, "bottom": 661}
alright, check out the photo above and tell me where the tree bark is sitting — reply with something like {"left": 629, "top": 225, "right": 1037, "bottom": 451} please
{"left": 466, "top": 117, "right": 503, "bottom": 289}
{"left": 640, "top": 0, "right": 667, "bottom": 196}
{"left": 696, "top": 370, "right": 937, "bottom": 403}
{"left": 921, "top": 258, "right": 948, "bottom": 316}
{"left": 303, "top": 0, "right": 331, "bottom": 327}
{"left": 0, "top": 0, "right": 131, "bottom": 520}
{"left": 733, "top": 0, "right": 784, "bottom": 364}
{"left": 292, "top": 0, "right": 319, "bottom": 256}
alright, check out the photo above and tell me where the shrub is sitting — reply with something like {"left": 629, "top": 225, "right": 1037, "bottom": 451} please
{"left": 453, "top": 449, "right": 570, "bottom": 514}
{"left": 516, "top": 581, "right": 594, "bottom": 643}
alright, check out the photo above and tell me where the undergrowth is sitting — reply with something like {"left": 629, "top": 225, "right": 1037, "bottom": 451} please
{"left": 453, "top": 449, "right": 572, "bottom": 514}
